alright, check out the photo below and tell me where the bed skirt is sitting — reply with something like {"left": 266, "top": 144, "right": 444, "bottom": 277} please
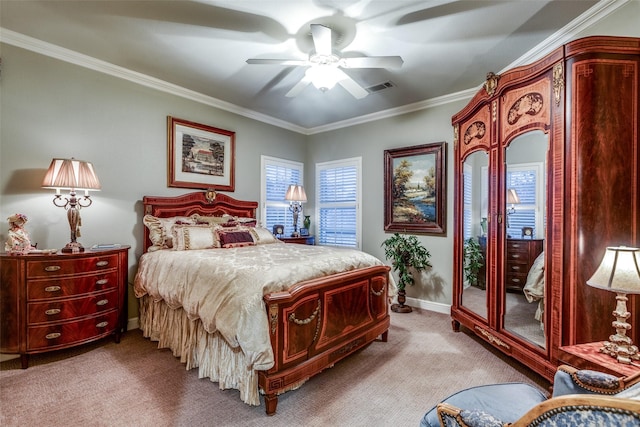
{"left": 138, "top": 295, "right": 264, "bottom": 405}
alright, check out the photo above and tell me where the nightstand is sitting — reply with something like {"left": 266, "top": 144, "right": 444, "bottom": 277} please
{"left": 559, "top": 342, "right": 640, "bottom": 377}
{"left": 277, "top": 235, "right": 315, "bottom": 245}
{"left": 0, "top": 246, "right": 130, "bottom": 368}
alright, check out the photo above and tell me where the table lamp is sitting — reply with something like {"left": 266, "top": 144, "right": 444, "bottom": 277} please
{"left": 284, "top": 184, "right": 306, "bottom": 237}
{"left": 42, "top": 158, "right": 101, "bottom": 252}
{"left": 586, "top": 246, "right": 640, "bottom": 364}
{"left": 506, "top": 188, "right": 520, "bottom": 214}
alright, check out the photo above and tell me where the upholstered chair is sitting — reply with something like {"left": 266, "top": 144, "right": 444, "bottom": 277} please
{"left": 420, "top": 365, "right": 640, "bottom": 427}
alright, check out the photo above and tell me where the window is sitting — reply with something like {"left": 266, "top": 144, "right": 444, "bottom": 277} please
{"left": 261, "top": 156, "right": 303, "bottom": 236}
{"left": 316, "top": 157, "right": 361, "bottom": 249}
{"left": 463, "top": 163, "right": 472, "bottom": 241}
{"left": 506, "top": 162, "right": 544, "bottom": 239}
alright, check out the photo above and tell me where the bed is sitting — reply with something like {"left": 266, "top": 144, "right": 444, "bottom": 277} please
{"left": 134, "top": 191, "right": 392, "bottom": 415}
{"left": 522, "top": 251, "right": 545, "bottom": 331}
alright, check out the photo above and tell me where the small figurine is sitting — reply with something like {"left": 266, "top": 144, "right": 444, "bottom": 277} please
{"left": 5, "top": 213, "right": 36, "bottom": 253}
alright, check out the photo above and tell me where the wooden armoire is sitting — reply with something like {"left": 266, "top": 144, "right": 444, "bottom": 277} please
{"left": 451, "top": 36, "right": 640, "bottom": 381}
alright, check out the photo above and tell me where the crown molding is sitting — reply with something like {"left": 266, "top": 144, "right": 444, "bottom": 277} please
{"left": 500, "top": 0, "right": 629, "bottom": 72}
{"left": 0, "top": 0, "right": 622, "bottom": 135}
{"left": 0, "top": 28, "right": 308, "bottom": 135}
{"left": 305, "top": 88, "right": 477, "bottom": 135}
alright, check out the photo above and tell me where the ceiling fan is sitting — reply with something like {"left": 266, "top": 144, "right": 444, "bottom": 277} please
{"left": 246, "top": 24, "right": 403, "bottom": 99}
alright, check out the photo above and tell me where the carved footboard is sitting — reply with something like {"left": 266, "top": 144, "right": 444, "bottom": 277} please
{"left": 259, "top": 265, "right": 391, "bottom": 415}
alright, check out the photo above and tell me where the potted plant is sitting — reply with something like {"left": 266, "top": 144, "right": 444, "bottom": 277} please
{"left": 381, "top": 232, "right": 432, "bottom": 313}
{"left": 463, "top": 237, "right": 484, "bottom": 289}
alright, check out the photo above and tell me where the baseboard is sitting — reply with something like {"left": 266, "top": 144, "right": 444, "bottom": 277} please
{"left": 405, "top": 297, "right": 451, "bottom": 315}
{"left": 127, "top": 317, "right": 140, "bottom": 331}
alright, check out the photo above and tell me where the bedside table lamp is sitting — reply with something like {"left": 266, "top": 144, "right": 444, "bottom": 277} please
{"left": 284, "top": 184, "right": 306, "bottom": 237}
{"left": 42, "top": 158, "right": 101, "bottom": 253}
{"left": 586, "top": 246, "right": 640, "bottom": 364}
{"left": 506, "top": 188, "right": 520, "bottom": 214}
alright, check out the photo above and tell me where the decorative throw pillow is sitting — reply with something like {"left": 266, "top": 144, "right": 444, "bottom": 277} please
{"left": 191, "top": 213, "right": 234, "bottom": 225}
{"left": 143, "top": 215, "right": 195, "bottom": 251}
{"left": 172, "top": 224, "right": 220, "bottom": 250}
{"left": 250, "top": 227, "right": 281, "bottom": 245}
{"left": 216, "top": 227, "right": 256, "bottom": 248}
{"left": 217, "top": 217, "right": 258, "bottom": 228}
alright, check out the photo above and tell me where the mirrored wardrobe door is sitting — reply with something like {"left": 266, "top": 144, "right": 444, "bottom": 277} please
{"left": 503, "top": 130, "right": 548, "bottom": 348}
{"left": 460, "top": 149, "right": 489, "bottom": 320}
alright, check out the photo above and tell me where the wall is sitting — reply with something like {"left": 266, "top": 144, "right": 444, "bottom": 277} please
{"left": 1, "top": 0, "right": 639, "bottom": 326}
{"left": 0, "top": 44, "right": 307, "bottom": 319}
{"left": 306, "top": 103, "right": 465, "bottom": 311}
{"left": 305, "top": 0, "right": 640, "bottom": 311}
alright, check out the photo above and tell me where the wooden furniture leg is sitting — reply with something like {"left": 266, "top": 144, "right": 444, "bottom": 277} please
{"left": 264, "top": 394, "right": 278, "bottom": 416}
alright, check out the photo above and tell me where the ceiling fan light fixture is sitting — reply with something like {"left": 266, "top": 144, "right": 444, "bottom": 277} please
{"left": 305, "top": 65, "right": 341, "bottom": 91}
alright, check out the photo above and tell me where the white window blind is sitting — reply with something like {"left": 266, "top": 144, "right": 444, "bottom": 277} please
{"left": 261, "top": 156, "right": 303, "bottom": 236}
{"left": 316, "top": 157, "right": 361, "bottom": 249}
{"left": 463, "top": 163, "right": 472, "bottom": 241}
{"left": 506, "top": 162, "right": 544, "bottom": 239}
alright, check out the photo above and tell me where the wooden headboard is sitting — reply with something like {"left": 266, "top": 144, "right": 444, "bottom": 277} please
{"left": 142, "top": 191, "right": 258, "bottom": 252}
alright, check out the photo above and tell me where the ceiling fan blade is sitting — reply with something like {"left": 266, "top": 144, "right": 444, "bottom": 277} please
{"left": 285, "top": 75, "right": 312, "bottom": 97}
{"left": 335, "top": 69, "right": 368, "bottom": 99}
{"left": 341, "top": 56, "right": 404, "bottom": 69}
{"left": 311, "top": 24, "right": 332, "bottom": 56}
{"left": 247, "top": 59, "right": 309, "bottom": 66}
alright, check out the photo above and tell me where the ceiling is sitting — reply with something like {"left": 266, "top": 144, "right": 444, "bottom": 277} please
{"left": 1, "top": 0, "right": 612, "bottom": 134}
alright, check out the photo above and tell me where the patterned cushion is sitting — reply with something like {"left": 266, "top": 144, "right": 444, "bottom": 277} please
{"left": 143, "top": 215, "right": 195, "bottom": 251}
{"left": 172, "top": 224, "right": 219, "bottom": 250}
{"left": 421, "top": 383, "right": 547, "bottom": 427}
{"left": 250, "top": 227, "right": 281, "bottom": 245}
{"left": 531, "top": 407, "right": 640, "bottom": 426}
{"left": 216, "top": 228, "right": 255, "bottom": 248}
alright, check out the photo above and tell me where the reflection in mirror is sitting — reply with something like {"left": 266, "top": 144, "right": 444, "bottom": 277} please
{"left": 461, "top": 150, "right": 488, "bottom": 320}
{"left": 503, "top": 131, "right": 547, "bottom": 348}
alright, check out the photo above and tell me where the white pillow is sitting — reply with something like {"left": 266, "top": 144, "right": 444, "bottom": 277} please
{"left": 143, "top": 215, "right": 195, "bottom": 251}
{"left": 172, "top": 224, "right": 220, "bottom": 250}
{"left": 250, "top": 227, "right": 281, "bottom": 245}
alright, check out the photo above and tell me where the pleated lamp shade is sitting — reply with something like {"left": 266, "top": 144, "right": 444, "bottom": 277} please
{"left": 284, "top": 184, "right": 307, "bottom": 202}
{"left": 587, "top": 246, "right": 640, "bottom": 294}
{"left": 42, "top": 158, "right": 101, "bottom": 191}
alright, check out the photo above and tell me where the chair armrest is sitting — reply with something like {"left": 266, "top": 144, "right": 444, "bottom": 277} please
{"left": 436, "top": 403, "right": 505, "bottom": 427}
{"left": 512, "top": 395, "right": 640, "bottom": 427}
{"left": 554, "top": 365, "right": 625, "bottom": 395}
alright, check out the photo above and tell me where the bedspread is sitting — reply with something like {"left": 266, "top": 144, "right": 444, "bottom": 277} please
{"left": 134, "top": 244, "right": 389, "bottom": 371}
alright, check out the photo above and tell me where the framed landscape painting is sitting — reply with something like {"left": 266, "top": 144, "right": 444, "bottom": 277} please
{"left": 384, "top": 142, "right": 446, "bottom": 235}
{"left": 167, "top": 116, "right": 235, "bottom": 191}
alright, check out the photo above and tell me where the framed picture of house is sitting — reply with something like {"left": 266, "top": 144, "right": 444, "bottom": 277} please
{"left": 167, "top": 116, "right": 235, "bottom": 191}
{"left": 384, "top": 142, "right": 446, "bottom": 235}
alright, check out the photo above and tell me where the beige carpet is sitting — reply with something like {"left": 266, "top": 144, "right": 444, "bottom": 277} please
{"left": 0, "top": 309, "right": 548, "bottom": 427}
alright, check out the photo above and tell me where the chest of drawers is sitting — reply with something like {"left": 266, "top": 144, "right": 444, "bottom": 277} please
{"left": 505, "top": 239, "right": 543, "bottom": 291}
{"left": 0, "top": 247, "right": 129, "bottom": 368}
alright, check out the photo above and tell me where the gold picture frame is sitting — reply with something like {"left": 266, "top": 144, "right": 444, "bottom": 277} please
{"left": 384, "top": 142, "right": 447, "bottom": 235}
{"left": 167, "top": 116, "right": 235, "bottom": 191}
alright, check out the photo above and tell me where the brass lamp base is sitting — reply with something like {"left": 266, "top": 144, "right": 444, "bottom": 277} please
{"left": 61, "top": 242, "right": 85, "bottom": 253}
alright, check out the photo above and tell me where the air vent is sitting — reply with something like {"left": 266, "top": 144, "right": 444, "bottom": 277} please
{"left": 366, "top": 81, "right": 395, "bottom": 94}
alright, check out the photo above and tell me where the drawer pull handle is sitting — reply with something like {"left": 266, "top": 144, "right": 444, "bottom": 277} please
{"left": 512, "top": 266, "right": 521, "bottom": 271}
{"left": 45, "top": 286, "right": 61, "bottom": 292}
{"left": 45, "top": 309, "right": 61, "bottom": 315}
{"left": 511, "top": 244, "right": 520, "bottom": 248}
{"left": 96, "top": 261, "right": 109, "bottom": 267}
{"left": 44, "top": 266, "right": 61, "bottom": 272}
{"left": 511, "top": 278, "right": 521, "bottom": 283}
{"left": 96, "top": 321, "right": 109, "bottom": 328}
{"left": 96, "top": 279, "right": 109, "bottom": 286}
{"left": 512, "top": 254, "right": 520, "bottom": 259}
{"left": 96, "top": 299, "right": 109, "bottom": 306}
{"left": 45, "top": 332, "right": 61, "bottom": 340}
